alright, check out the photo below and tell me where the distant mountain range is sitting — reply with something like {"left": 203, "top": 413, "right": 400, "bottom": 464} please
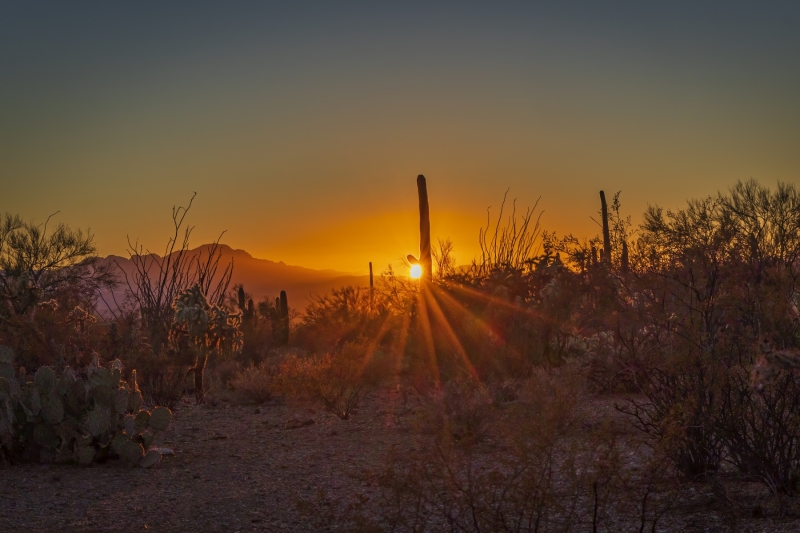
{"left": 97, "top": 244, "right": 370, "bottom": 313}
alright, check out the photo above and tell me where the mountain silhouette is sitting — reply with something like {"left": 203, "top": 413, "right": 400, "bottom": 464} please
{"left": 97, "top": 244, "right": 371, "bottom": 313}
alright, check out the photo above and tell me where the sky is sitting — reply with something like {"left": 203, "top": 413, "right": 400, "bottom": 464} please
{"left": 1, "top": 2, "right": 798, "bottom": 273}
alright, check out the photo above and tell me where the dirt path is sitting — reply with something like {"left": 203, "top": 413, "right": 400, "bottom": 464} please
{"left": 0, "top": 387, "right": 414, "bottom": 532}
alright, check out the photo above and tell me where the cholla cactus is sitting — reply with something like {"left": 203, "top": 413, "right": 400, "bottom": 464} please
{"left": 173, "top": 284, "right": 212, "bottom": 338}
{"left": 67, "top": 306, "right": 96, "bottom": 333}
{"left": 172, "top": 284, "right": 241, "bottom": 403}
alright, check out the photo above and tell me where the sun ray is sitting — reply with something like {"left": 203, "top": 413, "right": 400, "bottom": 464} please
{"left": 429, "top": 284, "right": 503, "bottom": 341}
{"left": 414, "top": 285, "right": 440, "bottom": 386}
{"left": 422, "top": 285, "right": 479, "bottom": 380}
{"left": 446, "top": 282, "right": 551, "bottom": 322}
{"left": 357, "top": 309, "right": 398, "bottom": 373}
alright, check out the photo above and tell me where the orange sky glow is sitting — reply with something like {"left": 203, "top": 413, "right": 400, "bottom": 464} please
{"left": 1, "top": 4, "right": 798, "bottom": 274}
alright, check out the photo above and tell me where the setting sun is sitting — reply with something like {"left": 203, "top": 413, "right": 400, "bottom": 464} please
{"left": 2, "top": 3, "right": 799, "bottom": 530}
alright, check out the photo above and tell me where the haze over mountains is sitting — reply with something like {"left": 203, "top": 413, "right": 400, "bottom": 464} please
{"left": 99, "top": 244, "right": 371, "bottom": 312}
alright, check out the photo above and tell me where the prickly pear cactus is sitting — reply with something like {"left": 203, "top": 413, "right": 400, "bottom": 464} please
{"left": 0, "top": 346, "right": 172, "bottom": 468}
{"left": 0, "top": 346, "right": 14, "bottom": 380}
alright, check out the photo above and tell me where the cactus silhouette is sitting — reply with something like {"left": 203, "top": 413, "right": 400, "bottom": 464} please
{"left": 279, "top": 290, "right": 289, "bottom": 345}
{"left": 237, "top": 286, "right": 246, "bottom": 311}
{"left": 600, "top": 190, "right": 611, "bottom": 263}
{"left": 417, "top": 174, "right": 432, "bottom": 282}
{"left": 369, "top": 262, "right": 374, "bottom": 306}
{"left": 0, "top": 346, "right": 172, "bottom": 466}
{"left": 621, "top": 240, "right": 629, "bottom": 273}
{"left": 173, "top": 284, "right": 241, "bottom": 403}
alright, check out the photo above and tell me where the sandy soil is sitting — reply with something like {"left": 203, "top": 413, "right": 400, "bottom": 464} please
{"left": 0, "top": 386, "right": 413, "bottom": 533}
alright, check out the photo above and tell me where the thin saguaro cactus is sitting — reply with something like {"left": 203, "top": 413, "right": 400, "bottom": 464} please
{"left": 369, "top": 262, "right": 374, "bottom": 306}
{"left": 417, "top": 174, "right": 432, "bottom": 282}
{"left": 600, "top": 190, "right": 612, "bottom": 263}
{"left": 279, "top": 290, "right": 289, "bottom": 345}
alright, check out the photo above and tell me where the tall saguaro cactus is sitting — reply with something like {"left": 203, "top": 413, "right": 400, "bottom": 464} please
{"left": 417, "top": 174, "right": 432, "bottom": 282}
{"left": 369, "top": 262, "right": 374, "bottom": 305}
{"left": 621, "top": 241, "right": 629, "bottom": 273}
{"left": 600, "top": 190, "right": 612, "bottom": 263}
{"left": 279, "top": 290, "right": 289, "bottom": 345}
{"left": 237, "top": 286, "right": 246, "bottom": 311}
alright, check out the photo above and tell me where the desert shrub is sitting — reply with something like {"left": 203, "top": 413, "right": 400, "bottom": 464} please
{"left": 719, "top": 367, "right": 800, "bottom": 495}
{"left": 297, "top": 368, "right": 678, "bottom": 532}
{"left": 618, "top": 355, "right": 725, "bottom": 480}
{"left": 0, "top": 346, "right": 172, "bottom": 467}
{"left": 0, "top": 213, "right": 116, "bottom": 370}
{"left": 419, "top": 377, "right": 495, "bottom": 444}
{"left": 615, "top": 180, "right": 800, "bottom": 491}
{"left": 489, "top": 378, "right": 522, "bottom": 405}
{"left": 230, "top": 362, "right": 276, "bottom": 404}
{"left": 211, "top": 358, "right": 241, "bottom": 389}
{"left": 135, "top": 354, "right": 190, "bottom": 410}
{"left": 278, "top": 340, "right": 392, "bottom": 419}
{"left": 295, "top": 285, "right": 398, "bottom": 353}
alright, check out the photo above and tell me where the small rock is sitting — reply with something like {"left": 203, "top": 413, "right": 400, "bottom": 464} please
{"left": 151, "top": 447, "right": 174, "bottom": 456}
{"left": 285, "top": 418, "right": 315, "bottom": 430}
{"left": 254, "top": 408, "right": 261, "bottom": 414}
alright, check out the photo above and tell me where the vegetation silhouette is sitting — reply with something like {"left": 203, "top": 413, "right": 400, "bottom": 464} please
{"left": 2, "top": 178, "right": 800, "bottom": 529}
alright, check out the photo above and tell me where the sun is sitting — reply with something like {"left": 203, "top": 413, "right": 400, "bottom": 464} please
{"left": 410, "top": 264, "right": 422, "bottom": 279}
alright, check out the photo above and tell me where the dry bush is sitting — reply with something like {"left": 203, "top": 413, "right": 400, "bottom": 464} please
{"left": 418, "top": 377, "right": 495, "bottom": 444}
{"left": 295, "top": 286, "right": 397, "bottom": 353}
{"left": 614, "top": 180, "right": 800, "bottom": 493}
{"left": 211, "top": 358, "right": 241, "bottom": 388}
{"left": 136, "top": 356, "right": 189, "bottom": 410}
{"left": 489, "top": 378, "right": 522, "bottom": 405}
{"left": 297, "top": 367, "right": 679, "bottom": 532}
{"left": 277, "top": 340, "right": 393, "bottom": 420}
{"left": 230, "top": 362, "right": 276, "bottom": 404}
